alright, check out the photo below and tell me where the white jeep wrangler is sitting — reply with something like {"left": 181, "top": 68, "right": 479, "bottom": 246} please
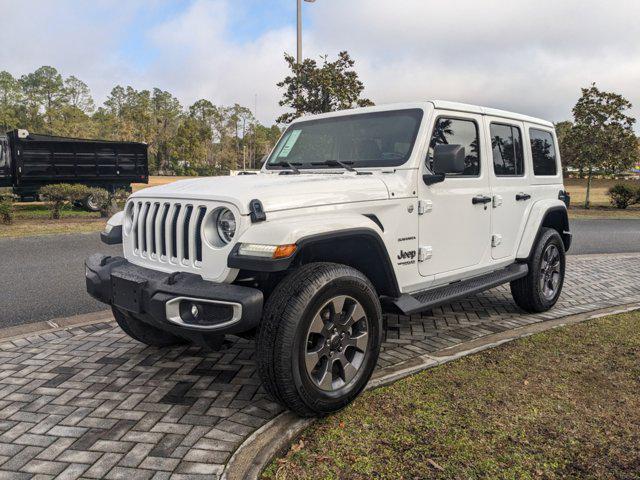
{"left": 86, "top": 101, "right": 571, "bottom": 416}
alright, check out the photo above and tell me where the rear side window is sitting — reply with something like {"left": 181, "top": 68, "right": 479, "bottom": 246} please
{"left": 428, "top": 117, "right": 480, "bottom": 176}
{"left": 490, "top": 123, "right": 524, "bottom": 176}
{"left": 530, "top": 129, "right": 557, "bottom": 176}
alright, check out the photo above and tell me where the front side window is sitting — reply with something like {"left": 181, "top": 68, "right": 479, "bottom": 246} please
{"left": 490, "top": 123, "right": 524, "bottom": 176}
{"left": 530, "top": 129, "right": 557, "bottom": 176}
{"left": 266, "top": 109, "right": 424, "bottom": 169}
{"left": 428, "top": 117, "right": 480, "bottom": 176}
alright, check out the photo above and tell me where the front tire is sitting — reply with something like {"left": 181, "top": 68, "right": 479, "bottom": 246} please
{"left": 112, "top": 307, "right": 186, "bottom": 347}
{"left": 510, "top": 228, "right": 566, "bottom": 312}
{"left": 256, "top": 263, "right": 382, "bottom": 417}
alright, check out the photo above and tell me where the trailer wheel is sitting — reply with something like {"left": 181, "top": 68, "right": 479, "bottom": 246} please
{"left": 84, "top": 193, "right": 100, "bottom": 212}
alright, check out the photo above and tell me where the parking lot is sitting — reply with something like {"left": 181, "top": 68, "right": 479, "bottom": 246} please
{"left": 0, "top": 253, "right": 638, "bottom": 478}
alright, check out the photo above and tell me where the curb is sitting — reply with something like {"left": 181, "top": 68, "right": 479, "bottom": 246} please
{"left": 221, "top": 301, "right": 640, "bottom": 480}
{"left": 0, "top": 309, "right": 112, "bottom": 344}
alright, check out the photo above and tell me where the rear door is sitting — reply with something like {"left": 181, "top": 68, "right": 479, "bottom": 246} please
{"left": 485, "top": 118, "right": 532, "bottom": 259}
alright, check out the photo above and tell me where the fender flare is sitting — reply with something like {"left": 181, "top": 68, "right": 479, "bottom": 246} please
{"left": 228, "top": 214, "right": 400, "bottom": 297}
{"left": 516, "top": 201, "right": 571, "bottom": 260}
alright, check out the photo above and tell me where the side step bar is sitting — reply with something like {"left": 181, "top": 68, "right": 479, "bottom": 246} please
{"left": 388, "top": 263, "right": 528, "bottom": 315}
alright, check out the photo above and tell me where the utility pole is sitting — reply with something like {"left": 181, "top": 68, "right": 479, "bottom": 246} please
{"left": 297, "top": 0, "right": 315, "bottom": 64}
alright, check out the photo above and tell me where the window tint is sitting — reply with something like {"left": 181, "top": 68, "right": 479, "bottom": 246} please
{"left": 428, "top": 118, "right": 480, "bottom": 176}
{"left": 530, "top": 129, "right": 557, "bottom": 176}
{"left": 490, "top": 123, "right": 524, "bottom": 176}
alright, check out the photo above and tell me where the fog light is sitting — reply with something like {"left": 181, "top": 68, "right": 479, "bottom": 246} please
{"left": 190, "top": 303, "right": 201, "bottom": 319}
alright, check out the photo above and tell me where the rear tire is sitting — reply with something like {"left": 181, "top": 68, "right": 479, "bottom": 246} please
{"left": 112, "top": 307, "right": 186, "bottom": 347}
{"left": 510, "top": 228, "right": 565, "bottom": 313}
{"left": 256, "top": 263, "right": 382, "bottom": 417}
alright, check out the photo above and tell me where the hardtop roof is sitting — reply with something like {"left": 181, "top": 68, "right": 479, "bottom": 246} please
{"left": 429, "top": 100, "right": 554, "bottom": 128}
{"left": 291, "top": 101, "right": 554, "bottom": 129}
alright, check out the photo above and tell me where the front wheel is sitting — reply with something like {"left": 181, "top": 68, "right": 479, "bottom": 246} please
{"left": 256, "top": 263, "right": 382, "bottom": 417}
{"left": 510, "top": 228, "right": 566, "bottom": 312}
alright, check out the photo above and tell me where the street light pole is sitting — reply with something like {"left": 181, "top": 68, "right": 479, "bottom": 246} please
{"left": 296, "top": 0, "right": 315, "bottom": 64}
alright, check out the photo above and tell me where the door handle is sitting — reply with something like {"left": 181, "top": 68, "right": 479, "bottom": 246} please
{"left": 472, "top": 195, "right": 492, "bottom": 205}
{"left": 516, "top": 193, "right": 531, "bottom": 201}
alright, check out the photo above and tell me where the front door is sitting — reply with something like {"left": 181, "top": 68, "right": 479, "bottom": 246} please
{"left": 484, "top": 118, "right": 532, "bottom": 259}
{"left": 418, "top": 113, "right": 492, "bottom": 281}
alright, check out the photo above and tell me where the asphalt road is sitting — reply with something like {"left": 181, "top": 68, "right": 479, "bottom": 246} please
{"left": 0, "top": 218, "right": 638, "bottom": 327}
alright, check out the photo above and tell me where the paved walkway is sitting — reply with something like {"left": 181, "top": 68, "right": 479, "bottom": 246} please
{"left": 0, "top": 254, "right": 639, "bottom": 479}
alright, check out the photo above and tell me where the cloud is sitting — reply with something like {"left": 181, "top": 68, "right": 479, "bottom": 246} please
{"left": 145, "top": 0, "right": 293, "bottom": 122}
{"left": 305, "top": 0, "right": 640, "bottom": 126}
{"left": 1, "top": 0, "right": 639, "bottom": 129}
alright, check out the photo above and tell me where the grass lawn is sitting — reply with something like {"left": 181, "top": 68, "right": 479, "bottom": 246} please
{"left": 263, "top": 311, "right": 640, "bottom": 480}
{"left": 0, "top": 203, "right": 106, "bottom": 238}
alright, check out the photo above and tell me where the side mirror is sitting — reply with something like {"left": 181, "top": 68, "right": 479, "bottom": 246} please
{"left": 423, "top": 144, "right": 466, "bottom": 185}
{"left": 432, "top": 144, "right": 465, "bottom": 174}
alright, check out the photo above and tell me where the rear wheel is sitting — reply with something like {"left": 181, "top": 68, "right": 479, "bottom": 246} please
{"left": 510, "top": 228, "right": 565, "bottom": 312}
{"left": 112, "top": 307, "right": 186, "bottom": 347}
{"left": 256, "top": 263, "right": 382, "bottom": 417}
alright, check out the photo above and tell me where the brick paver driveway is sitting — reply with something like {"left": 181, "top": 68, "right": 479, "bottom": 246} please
{"left": 0, "top": 254, "right": 639, "bottom": 479}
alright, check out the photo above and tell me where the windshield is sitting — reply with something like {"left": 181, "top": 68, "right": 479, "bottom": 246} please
{"left": 266, "top": 109, "right": 423, "bottom": 169}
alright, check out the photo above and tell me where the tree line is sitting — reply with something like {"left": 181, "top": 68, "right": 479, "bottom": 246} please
{"left": 1, "top": 54, "right": 638, "bottom": 210}
{"left": 0, "top": 66, "right": 282, "bottom": 175}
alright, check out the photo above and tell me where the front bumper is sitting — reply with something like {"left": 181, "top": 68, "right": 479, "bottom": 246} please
{"left": 85, "top": 254, "right": 263, "bottom": 338}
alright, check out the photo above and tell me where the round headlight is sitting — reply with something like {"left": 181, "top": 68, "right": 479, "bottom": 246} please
{"left": 216, "top": 208, "right": 236, "bottom": 244}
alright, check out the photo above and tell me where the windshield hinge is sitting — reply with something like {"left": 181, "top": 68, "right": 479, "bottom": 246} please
{"left": 418, "top": 246, "right": 433, "bottom": 262}
{"left": 417, "top": 200, "right": 432, "bottom": 215}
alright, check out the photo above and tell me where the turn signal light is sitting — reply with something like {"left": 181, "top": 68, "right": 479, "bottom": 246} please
{"left": 237, "top": 243, "right": 297, "bottom": 259}
{"left": 273, "top": 244, "right": 297, "bottom": 259}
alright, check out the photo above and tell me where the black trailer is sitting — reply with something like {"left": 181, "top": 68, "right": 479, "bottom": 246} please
{"left": 0, "top": 129, "right": 148, "bottom": 210}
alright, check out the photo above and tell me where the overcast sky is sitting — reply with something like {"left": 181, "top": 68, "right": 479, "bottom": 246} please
{"left": 1, "top": 0, "right": 639, "bottom": 130}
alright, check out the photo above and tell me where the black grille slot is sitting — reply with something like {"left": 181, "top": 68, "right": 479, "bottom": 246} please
{"left": 183, "top": 205, "right": 193, "bottom": 260}
{"left": 140, "top": 202, "right": 149, "bottom": 253}
{"left": 149, "top": 203, "right": 159, "bottom": 254}
{"left": 194, "top": 207, "right": 206, "bottom": 262}
{"left": 170, "top": 205, "right": 181, "bottom": 259}
{"left": 159, "top": 203, "right": 169, "bottom": 257}
{"left": 132, "top": 202, "right": 140, "bottom": 251}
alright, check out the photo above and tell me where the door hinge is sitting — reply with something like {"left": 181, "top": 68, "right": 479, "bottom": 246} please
{"left": 418, "top": 246, "right": 433, "bottom": 262}
{"left": 492, "top": 195, "right": 503, "bottom": 208}
{"left": 417, "top": 199, "right": 433, "bottom": 215}
{"left": 491, "top": 234, "right": 502, "bottom": 247}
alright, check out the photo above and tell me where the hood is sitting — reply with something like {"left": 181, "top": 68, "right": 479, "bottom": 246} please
{"left": 131, "top": 173, "right": 390, "bottom": 214}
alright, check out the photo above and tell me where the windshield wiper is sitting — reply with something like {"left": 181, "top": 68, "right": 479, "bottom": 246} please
{"left": 310, "top": 159, "right": 356, "bottom": 172}
{"left": 271, "top": 161, "right": 301, "bottom": 174}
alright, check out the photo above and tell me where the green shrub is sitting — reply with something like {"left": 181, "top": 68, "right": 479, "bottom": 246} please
{"left": 608, "top": 184, "right": 637, "bottom": 209}
{"left": 39, "top": 183, "right": 90, "bottom": 219}
{"left": 0, "top": 192, "right": 15, "bottom": 225}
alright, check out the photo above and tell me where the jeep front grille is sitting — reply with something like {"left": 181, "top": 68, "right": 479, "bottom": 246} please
{"left": 130, "top": 200, "right": 207, "bottom": 266}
